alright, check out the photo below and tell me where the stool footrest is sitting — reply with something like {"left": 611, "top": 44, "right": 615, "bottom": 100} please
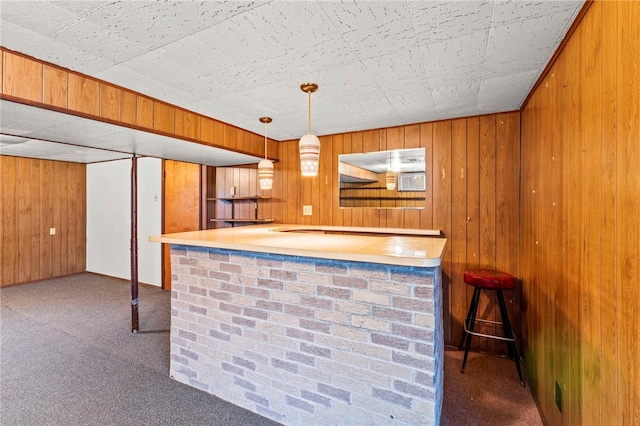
{"left": 464, "top": 320, "right": 516, "bottom": 343}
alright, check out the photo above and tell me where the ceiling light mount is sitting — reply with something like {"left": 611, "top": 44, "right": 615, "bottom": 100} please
{"left": 300, "top": 83, "right": 318, "bottom": 94}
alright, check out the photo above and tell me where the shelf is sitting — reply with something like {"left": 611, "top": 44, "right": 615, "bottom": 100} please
{"left": 207, "top": 196, "right": 271, "bottom": 202}
{"left": 340, "top": 197, "right": 424, "bottom": 201}
{"left": 210, "top": 218, "right": 274, "bottom": 224}
{"left": 208, "top": 195, "right": 271, "bottom": 227}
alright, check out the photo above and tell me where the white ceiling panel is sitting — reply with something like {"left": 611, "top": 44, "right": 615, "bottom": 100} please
{"left": 0, "top": 137, "right": 131, "bottom": 163}
{"left": 408, "top": 1, "right": 494, "bottom": 44}
{"left": 0, "top": 0, "right": 585, "bottom": 147}
{"left": 0, "top": 99, "right": 262, "bottom": 166}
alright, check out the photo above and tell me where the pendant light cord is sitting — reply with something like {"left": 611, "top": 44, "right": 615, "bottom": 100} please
{"left": 264, "top": 122, "right": 268, "bottom": 159}
{"left": 307, "top": 91, "right": 312, "bottom": 134}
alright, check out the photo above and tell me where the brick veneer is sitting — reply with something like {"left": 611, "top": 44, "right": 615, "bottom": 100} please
{"left": 169, "top": 245, "right": 444, "bottom": 425}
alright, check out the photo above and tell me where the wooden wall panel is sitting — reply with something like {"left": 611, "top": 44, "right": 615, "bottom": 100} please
{"left": 43, "top": 65, "right": 68, "bottom": 108}
{"left": 121, "top": 90, "right": 137, "bottom": 125}
{"left": 68, "top": 73, "right": 99, "bottom": 116}
{"left": 270, "top": 112, "right": 521, "bottom": 349}
{"left": 0, "top": 157, "right": 86, "bottom": 287}
{"left": 100, "top": 84, "right": 121, "bottom": 121}
{"left": 2, "top": 52, "right": 42, "bottom": 102}
{"left": 136, "top": 96, "right": 154, "bottom": 128}
{"left": 1, "top": 157, "right": 18, "bottom": 285}
{"left": 162, "top": 160, "right": 202, "bottom": 290}
{"left": 153, "top": 102, "right": 175, "bottom": 134}
{"left": 520, "top": 0, "right": 640, "bottom": 423}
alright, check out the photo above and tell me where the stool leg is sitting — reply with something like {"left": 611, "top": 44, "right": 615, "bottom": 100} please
{"left": 497, "top": 290, "right": 525, "bottom": 387}
{"left": 459, "top": 286, "right": 479, "bottom": 350}
{"left": 461, "top": 287, "right": 481, "bottom": 373}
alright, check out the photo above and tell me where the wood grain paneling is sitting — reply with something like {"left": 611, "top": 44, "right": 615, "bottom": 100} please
{"left": 68, "top": 73, "right": 99, "bottom": 116}
{"left": 0, "top": 156, "right": 86, "bottom": 287}
{"left": 153, "top": 102, "right": 175, "bottom": 134}
{"left": 162, "top": 160, "right": 202, "bottom": 290}
{"left": 270, "top": 112, "right": 521, "bottom": 351}
{"left": 100, "top": 84, "right": 121, "bottom": 121}
{"left": 136, "top": 95, "right": 154, "bottom": 128}
{"left": 520, "top": 0, "right": 640, "bottom": 423}
{"left": 2, "top": 51, "right": 42, "bottom": 102}
{"left": 43, "top": 65, "right": 68, "bottom": 108}
{"left": 121, "top": 90, "right": 137, "bottom": 125}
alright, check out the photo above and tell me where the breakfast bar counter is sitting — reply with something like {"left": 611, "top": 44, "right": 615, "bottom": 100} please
{"left": 151, "top": 224, "right": 446, "bottom": 425}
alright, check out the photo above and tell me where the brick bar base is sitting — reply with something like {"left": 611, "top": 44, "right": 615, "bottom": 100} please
{"left": 169, "top": 245, "right": 443, "bottom": 425}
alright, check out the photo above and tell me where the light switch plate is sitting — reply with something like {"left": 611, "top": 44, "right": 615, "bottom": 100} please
{"left": 50, "top": 228, "right": 56, "bottom": 235}
{"left": 303, "top": 205, "right": 312, "bottom": 216}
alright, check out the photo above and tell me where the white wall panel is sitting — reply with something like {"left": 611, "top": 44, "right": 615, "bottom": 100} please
{"left": 86, "top": 157, "right": 161, "bottom": 286}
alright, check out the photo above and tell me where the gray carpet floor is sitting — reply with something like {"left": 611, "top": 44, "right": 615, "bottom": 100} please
{"left": 1, "top": 273, "right": 541, "bottom": 425}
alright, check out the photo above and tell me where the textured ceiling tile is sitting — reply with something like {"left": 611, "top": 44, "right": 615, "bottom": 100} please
{"left": 478, "top": 69, "right": 539, "bottom": 101}
{"left": 78, "top": 1, "right": 264, "bottom": 47}
{"left": 119, "top": 50, "right": 200, "bottom": 87}
{"left": 0, "top": 20, "right": 114, "bottom": 74}
{"left": 432, "top": 79, "right": 480, "bottom": 115}
{"left": 408, "top": 1, "right": 493, "bottom": 44}
{"left": 320, "top": 1, "right": 416, "bottom": 60}
{"left": 0, "top": 1, "right": 80, "bottom": 37}
{"left": 53, "top": 1, "right": 110, "bottom": 17}
{"left": 52, "top": 18, "right": 148, "bottom": 64}
{"left": 361, "top": 48, "right": 430, "bottom": 96}
{"left": 420, "top": 30, "right": 489, "bottom": 75}
{"left": 491, "top": 0, "right": 583, "bottom": 26}
{"left": 484, "top": 11, "right": 575, "bottom": 78}
{"left": 427, "top": 63, "right": 485, "bottom": 90}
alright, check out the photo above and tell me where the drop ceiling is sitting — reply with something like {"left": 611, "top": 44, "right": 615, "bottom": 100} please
{"left": 0, "top": 0, "right": 584, "bottom": 164}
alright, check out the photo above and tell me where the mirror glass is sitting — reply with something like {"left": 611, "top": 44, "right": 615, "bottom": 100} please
{"left": 339, "top": 148, "right": 426, "bottom": 209}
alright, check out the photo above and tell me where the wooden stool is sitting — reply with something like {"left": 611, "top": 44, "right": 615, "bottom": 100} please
{"left": 459, "top": 269, "right": 525, "bottom": 387}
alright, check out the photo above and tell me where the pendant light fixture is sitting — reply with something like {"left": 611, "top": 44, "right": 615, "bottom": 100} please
{"left": 299, "top": 83, "right": 320, "bottom": 177}
{"left": 258, "top": 117, "right": 274, "bottom": 190}
{"left": 385, "top": 151, "right": 397, "bottom": 190}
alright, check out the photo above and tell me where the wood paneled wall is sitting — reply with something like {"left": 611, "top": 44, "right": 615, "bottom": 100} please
{"left": 0, "top": 156, "right": 86, "bottom": 287}
{"left": 162, "top": 160, "right": 202, "bottom": 290}
{"left": 269, "top": 113, "right": 521, "bottom": 350}
{"left": 0, "top": 48, "right": 276, "bottom": 160}
{"left": 520, "top": 0, "right": 639, "bottom": 423}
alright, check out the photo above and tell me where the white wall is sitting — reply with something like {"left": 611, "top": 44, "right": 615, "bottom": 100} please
{"left": 86, "top": 157, "right": 162, "bottom": 286}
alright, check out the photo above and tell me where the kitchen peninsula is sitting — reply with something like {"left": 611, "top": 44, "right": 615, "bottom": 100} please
{"left": 151, "top": 224, "right": 446, "bottom": 425}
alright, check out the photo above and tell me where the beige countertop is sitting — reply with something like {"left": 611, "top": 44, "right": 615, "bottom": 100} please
{"left": 150, "top": 224, "right": 446, "bottom": 267}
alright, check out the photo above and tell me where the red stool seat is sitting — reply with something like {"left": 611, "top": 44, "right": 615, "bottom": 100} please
{"left": 464, "top": 269, "right": 516, "bottom": 290}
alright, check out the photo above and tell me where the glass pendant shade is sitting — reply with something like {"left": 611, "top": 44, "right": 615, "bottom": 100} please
{"left": 299, "top": 83, "right": 319, "bottom": 177}
{"left": 385, "top": 170, "right": 397, "bottom": 190}
{"left": 299, "top": 133, "right": 320, "bottom": 177}
{"left": 258, "top": 158, "right": 274, "bottom": 190}
{"left": 258, "top": 116, "right": 274, "bottom": 190}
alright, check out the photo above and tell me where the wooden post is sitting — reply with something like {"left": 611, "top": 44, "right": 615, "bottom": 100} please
{"left": 131, "top": 156, "right": 139, "bottom": 332}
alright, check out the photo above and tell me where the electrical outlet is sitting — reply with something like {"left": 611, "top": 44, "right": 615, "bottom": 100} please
{"left": 555, "top": 381, "right": 562, "bottom": 412}
{"left": 303, "top": 205, "right": 312, "bottom": 216}
{"left": 49, "top": 228, "right": 56, "bottom": 235}
{"left": 230, "top": 186, "right": 236, "bottom": 196}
